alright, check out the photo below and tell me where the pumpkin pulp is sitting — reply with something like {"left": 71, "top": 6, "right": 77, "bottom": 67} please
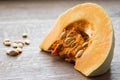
{"left": 49, "top": 19, "right": 92, "bottom": 62}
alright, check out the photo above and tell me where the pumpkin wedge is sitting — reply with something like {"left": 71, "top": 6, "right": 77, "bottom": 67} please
{"left": 40, "top": 3, "right": 114, "bottom": 77}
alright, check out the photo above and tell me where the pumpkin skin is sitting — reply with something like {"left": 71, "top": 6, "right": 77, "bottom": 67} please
{"left": 40, "top": 3, "right": 114, "bottom": 76}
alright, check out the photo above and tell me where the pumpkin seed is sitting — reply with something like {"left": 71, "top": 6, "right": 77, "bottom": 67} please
{"left": 16, "top": 47, "right": 22, "bottom": 54}
{"left": 75, "top": 50, "right": 83, "bottom": 58}
{"left": 17, "top": 43, "right": 24, "bottom": 48}
{"left": 12, "top": 43, "right": 18, "bottom": 48}
{"left": 65, "top": 38, "right": 72, "bottom": 44}
{"left": 60, "top": 32, "right": 66, "bottom": 39}
{"left": 6, "top": 49, "right": 18, "bottom": 56}
{"left": 3, "top": 41, "right": 11, "bottom": 46}
{"left": 3, "top": 39, "right": 11, "bottom": 46}
{"left": 82, "top": 42, "right": 88, "bottom": 47}
{"left": 22, "top": 33, "right": 28, "bottom": 38}
{"left": 67, "top": 33, "right": 72, "bottom": 37}
{"left": 24, "top": 40, "right": 30, "bottom": 45}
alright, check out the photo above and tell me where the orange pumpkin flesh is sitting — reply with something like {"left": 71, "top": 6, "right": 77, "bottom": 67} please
{"left": 40, "top": 3, "right": 114, "bottom": 76}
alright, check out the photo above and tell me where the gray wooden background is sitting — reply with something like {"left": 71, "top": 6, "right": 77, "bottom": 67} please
{"left": 0, "top": 0, "right": 120, "bottom": 80}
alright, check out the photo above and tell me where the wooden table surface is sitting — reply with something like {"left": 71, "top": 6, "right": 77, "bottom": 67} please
{"left": 0, "top": 0, "right": 120, "bottom": 80}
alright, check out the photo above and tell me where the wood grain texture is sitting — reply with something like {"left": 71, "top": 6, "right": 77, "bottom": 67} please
{"left": 0, "top": 0, "right": 119, "bottom": 80}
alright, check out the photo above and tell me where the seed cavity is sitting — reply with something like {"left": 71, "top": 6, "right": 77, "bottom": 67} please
{"left": 50, "top": 19, "right": 91, "bottom": 62}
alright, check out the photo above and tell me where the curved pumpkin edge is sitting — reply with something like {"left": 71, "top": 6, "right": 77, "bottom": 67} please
{"left": 74, "top": 3, "right": 114, "bottom": 76}
{"left": 88, "top": 30, "right": 114, "bottom": 76}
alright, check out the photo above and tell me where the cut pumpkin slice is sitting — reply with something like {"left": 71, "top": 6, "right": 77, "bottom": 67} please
{"left": 39, "top": 3, "right": 114, "bottom": 77}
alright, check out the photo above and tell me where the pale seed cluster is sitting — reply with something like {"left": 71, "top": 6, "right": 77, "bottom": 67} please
{"left": 3, "top": 33, "right": 30, "bottom": 56}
